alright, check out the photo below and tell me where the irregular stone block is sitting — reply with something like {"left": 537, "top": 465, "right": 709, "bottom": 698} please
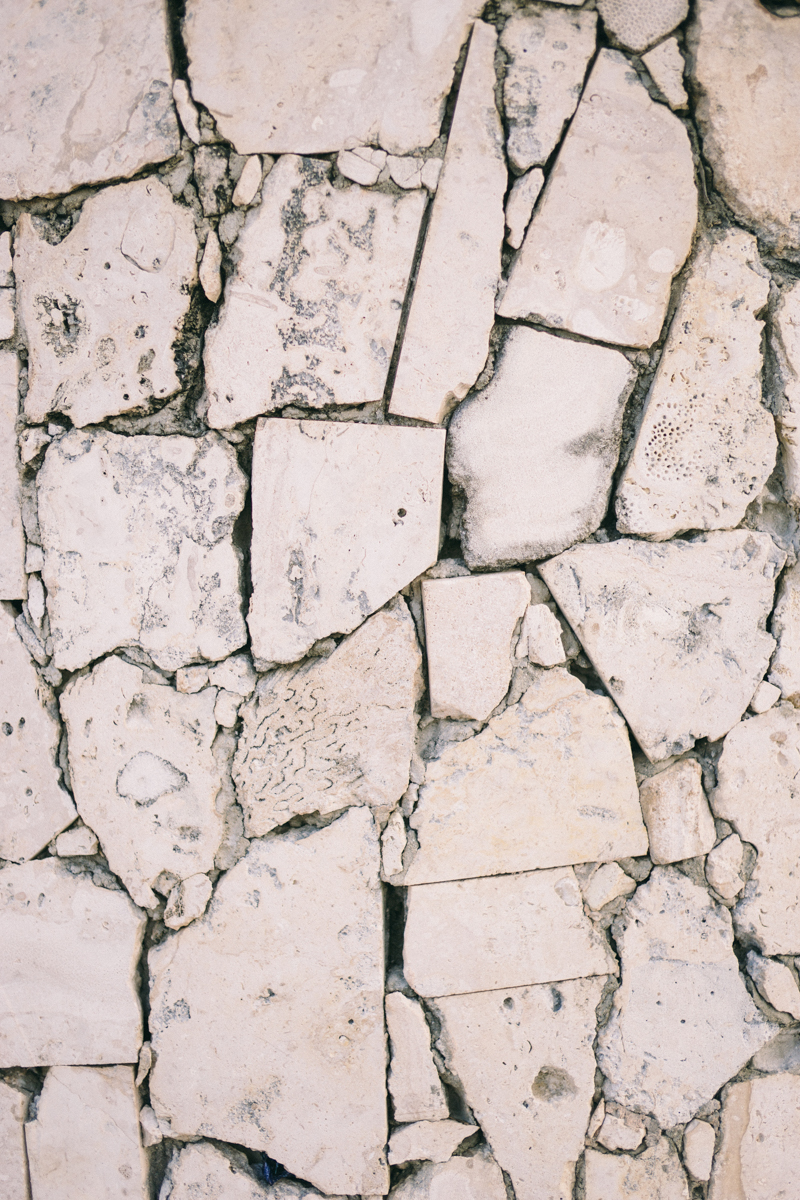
{"left": 386, "top": 993, "right": 449, "bottom": 1124}
{"left": 638, "top": 759, "right": 716, "bottom": 866}
{"left": 683, "top": 1118, "right": 716, "bottom": 1183}
{"left": 597, "top": 1107, "right": 645, "bottom": 1152}
{"left": 505, "top": 169, "right": 544, "bottom": 249}
{"left": 517, "top": 604, "right": 566, "bottom": 667}
{"left": 0, "top": 353, "right": 25, "bottom": 600}
{"left": 38, "top": 429, "right": 247, "bottom": 672}
{"left": 199, "top": 231, "right": 223, "bottom": 303}
{"left": 746, "top": 951, "right": 800, "bottom": 1020}
{"left": 751, "top": 1027, "right": 800, "bottom": 1075}
{"left": 585, "top": 1138, "right": 689, "bottom": 1200}
{"left": 709, "top": 1077, "right": 800, "bottom": 1200}
{"left": 389, "top": 1152, "right": 507, "bottom": 1200}
{"left": 172, "top": 80, "right": 201, "bottom": 144}
{"left": 337, "top": 146, "right": 387, "bottom": 186}
{"left": 705, "top": 833, "right": 745, "bottom": 902}
{"left": 774, "top": 281, "right": 800, "bottom": 505}
{"left": 499, "top": 50, "right": 696, "bottom": 348}
{"left": 149, "top": 807, "right": 387, "bottom": 1196}
{"left": 163, "top": 1141, "right": 278, "bottom": 1199}
{"left": 581, "top": 862, "right": 636, "bottom": 912}
{"left": 0, "top": 1080, "right": 29, "bottom": 1200}
{"left": 388, "top": 1120, "right": 477, "bottom": 1166}
{"left": 540, "top": 532, "right": 784, "bottom": 762}
{"left": 54, "top": 824, "right": 98, "bottom": 857}
{"left": 248, "top": 418, "right": 444, "bottom": 663}
{"left": 643, "top": 38, "right": 688, "bottom": 110}
{"left": 750, "top": 679, "right": 780, "bottom": 714}
{"left": 597, "top": 0, "right": 688, "bottom": 52}
{"left": 767, "top": 558, "right": 800, "bottom": 703}
{"left": 232, "top": 156, "right": 264, "bottom": 206}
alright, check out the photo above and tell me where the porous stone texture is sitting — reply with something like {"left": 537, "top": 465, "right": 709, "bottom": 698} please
{"left": 388, "top": 1120, "right": 477, "bottom": 1165}
{"left": 767, "top": 558, "right": 800, "bottom": 703}
{"left": 162, "top": 1141, "right": 276, "bottom": 1199}
{"left": 709, "top": 1077, "right": 800, "bottom": 1200}
{"left": 638, "top": 759, "right": 716, "bottom": 866}
{"left": 683, "top": 1118, "right": 716, "bottom": 1183}
{"left": 386, "top": 992, "right": 449, "bottom": 1124}
{"left": 643, "top": 38, "right": 688, "bottom": 110}
{"left": 585, "top": 1138, "right": 689, "bottom": 1200}
{"left": 0, "top": 1081, "right": 29, "bottom": 1200}
{"left": 597, "top": 0, "right": 688, "bottom": 52}
{"left": 746, "top": 951, "right": 800, "bottom": 1020}
{"left": 774, "top": 281, "right": 800, "bottom": 505}
{"left": 0, "top": 353, "right": 26, "bottom": 599}
{"left": 391, "top": 1152, "right": 507, "bottom": 1200}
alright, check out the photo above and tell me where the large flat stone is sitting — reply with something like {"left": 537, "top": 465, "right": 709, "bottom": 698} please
{"left": 149, "top": 807, "right": 388, "bottom": 1196}
{"left": 0, "top": 353, "right": 25, "bottom": 600}
{"left": 540, "top": 532, "right": 784, "bottom": 762}
{"left": 0, "top": 1081, "right": 29, "bottom": 1200}
{"left": 585, "top": 1139, "right": 689, "bottom": 1200}
{"left": 204, "top": 156, "right": 425, "bottom": 428}
{"left": 498, "top": 49, "right": 696, "bottom": 348}
{"left": 774, "top": 281, "right": 800, "bottom": 507}
{"left": 709, "top": 1077, "right": 800, "bottom": 1200}
{"left": 248, "top": 419, "right": 444, "bottom": 664}
{"left": 386, "top": 992, "right": 449, "bottom": 1124}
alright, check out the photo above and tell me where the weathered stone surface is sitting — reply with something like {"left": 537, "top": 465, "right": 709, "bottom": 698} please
{"left": 709, "top": 1077, "right": 800, "bottom": 1200}
{"left": 233, "top": 156, "right": 264, "bottom": 206}
{"left": 598, "top": 0, "right": 688, "bottom": 52}
{"left": 643, "top": 38, "right": 688, "bottom": 110}
{"left": 448, "top": 325, "right": 635, "bottom": 568}
{"left": 0, "top": 857, "right": 145, "bottom": 1066}
{"left": 163, "top": 1141, "right": 275, "bottom": 1199}
{"left": 38, "top": 429, "right": 247, "bottom": 672}
{"left": 638, "top": 759, "right": 716, "bottom": 866}
{"left": 705, "top": 833, "right": 745, "bottom": 901}
{"left": 751, "top": 1027, "right": 800, "bottom": 1075}
{"left": 0, "top": 353, "right": 25, "bottom": 600}
{"left": 585, "top": 1138, "right": 689, "bottom": 1200}
{"left": 501, "top": 6, "right": 596, "bottom": 173}
{"left": 26, "top": 1066, "right": 148, "bottom": 1200}
{"left": 0, "top": 289, "right": 15, "bottom": 341}
{"left": 767, "top": 558, "right": 800, "bottom": 703}
{"left": 55, "top": 823, "right": 99, "bottom": 857}
{"left": 434, "top": 978, "right": 605, "bottom": 1200}
{"left": 683, "top": 1118, "right": 716, "bottom": 1183}
{"left": 0, "top": 1081, "right": 28, "bottom": 1200}
{"left": 750, "top": 679, "right": 780, "bottom": 714}
{"left": 774, "top": 281, "right": 800, "bottom": 505}
{"left": 164, "top": 873, "right": 214, "bottom": 931}
{"left": 388, "top": 22, "right": 505, "bottom": 425}
{"left": 540, "top": 532, "right": 784, "bottom": 762}
{"left": 386, "top": 992, "right": 449, "bottom": 1124}
{"left": 597, "top": 868, "right": 774, "bottom": 1127}
{"left": 499, "top": 50, "right": 696, "bottom": 348}
{"left": 405, "top": 866, "right": 616, "bottom": 997}
{"left": 505, "top": 169, "right": 544, "bottom": 250}
{"left": 389, "top": 1152, "right": 507, "bottom": 1200}
{"left": 596, "top": 1107, "right": 645, "bottom": 1152}
{"left": 406, "top": 668, "right": 647, "bottom": 886}
{"left": 149, "top": 807, "right": 387, "bottom": 1196}
{"left": 616, "top": 230, "right": 775, "bottom": 539}
{"left": 172, "top": 79, "right": 201, "bottom": 143}
{"left": 388, "top": 1120, "right": 477, "bottom": 1166}
{"left": 0, "top": 0, "right": 179, "bottom": 201}
{"left": 689, "top": 0, "right": 800, "bottom": 258}
{"left": 337, "top": 146, "right": 387, "bottom": 186}
{"left": 517, "top": 604, "right": 566, "bottom": 668}
{"left": 235, "top": 600, "right": 421, "bottom": 834}
{"left": 199, "top": 231, "right": 223, "bottom": 303}
{"left": 382, "top": 810, "right": 407, "bottom": 880}
{"left": 248, "top": 418, "right": 444, "bottom": 663}
{"left": 746, "top": 951, "right": 800, "bottom": 1020}
{"left": 582, "top": 863, "right": 637, "bottom": 912}
{"left": 204, "top": 155, "right": 425, "bottom": 428}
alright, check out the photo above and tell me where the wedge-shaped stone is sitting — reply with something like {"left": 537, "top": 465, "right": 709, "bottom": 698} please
{"left": 774, "top": 281, "right": 800, "bottom": 506}
{"left": 585, "top": 1139, "right": 689, "bottom": 1200}
{"left": 499, "top": 50, "right": 696, "bottom": 348}
{"left": 596, "top": 868, "right": 774, "bottom": 1128}
{"left": 540, "top": 532, "right": 784, "bottom": 762}
{"left": 16, "top": 180, "right": 197, "bottom": 428}
{"left": 388, "top": 22, "right": 505, "bottom": 425}
{"left": 406, "top": 668, "right": 647, "bottom": 886}
{"left": 643, "top": 38, "right": 688, "bottom": 110}
{"left": 638, "top": 759, "right": 716, "bottom": 866}
{"left": 616, "top": 230, "right": 775, "bottom": 539}
{"left": 204, "top": 156, "right": 425, "bottom": 428}
{"left": 235, "top": 600, "right": 422, "bottom": 835}
{"left": 0, "top": 857, "right": 145, "bottom": 1066}
{"left": 710, "top": 1077, "right": 800, "bottom": 1200}
{"left": 0, "top": 1081, "right": 28, "bottom": 1200}
{"left": 38, "top": 429, "right": 247, "bottom": 672}
{"left": 0, "top": 0, "right": 179, "bottom": 201}
{"left": 388, "top": 1120, "right": 477, "bottom": 1166}
{"left": 434, "top": 978, "right": 606, "bottom": 1200}
{"left": 746, "top": 952, "right": 800, "bottom": 1020}
{"left": 248, "top": 419, "right": 444, "bottom": 664}
{"left": 149, "top": 807, "right": 387, "bottom": 1196}
{"left": 389, "top": 1152, "right": 507, "bottom": 1200}
{"left": 597, "top": 0, "right": 688, "bottom": 52}
{"left": 163, "top": 1141, "right": 279, "bottom": 1199}
{"left": 26, "top": 1066, "right": 148, "bottom": 1200}
{"left": 0, "top": 354, "right": 25, "bottom": 600}
{"left": 404, "top": 866, "right": 616, "bottom": 997}
{"left": 706, "top": 833, "right": 745, "bottom": 901}
{"left": 386, "top": 993, "right": 449, "bottom": 1124}
{"left": 769, "top": 552, "right": 800, "bottom": 705}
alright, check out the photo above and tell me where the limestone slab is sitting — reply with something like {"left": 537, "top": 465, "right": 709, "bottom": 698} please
{"left": 774, "top": 281, "right": 800, "bottom": 505}
{"left": 406, "top": 668, "right": 647, "bottom": 886}
{"left": 204, "top": 155, "right": 425, "bottom": 427}
{"left": 0, "top": 1081, "right": 28, "bottom": 1200}
{"left": 683, "top": 1118, "right": 715, "bottom": 1183}
{"left": 767, "top": 558, "right": 800, "bottom": 703}
{"left": 0, "top": 0, "right": 179, "bottom": 200}
{"left": 388, "top": 1120, "right": 477, "bottom": 1166}
{"left": 149, "top": 807, "right": 388, "bottom": 1196}
{"left": 448, "top": 325, "right": 635, "bottom": 568}
{"left": 643, "top": 38, "right": 688, "bottom": 110}
{"left": 596, "top": 867, "right": 774, "bottom": 1128}
{"left": 505, "top": 169, "right": 544, "bottom": 249}
{"left": 163, "top": 1142, "right": 276, "bottom": 1199}
{"left": 0, "top": 857, "right": 145, "bottom": 1066}
{"left": 38, "top": 429, "right": 247, "bottom": 672}
{"left": 540, "top": 532, "right": 784, "bottom": 762}
{"left": 705, "top": 833, "right": 745, "bottom": 901}
{"left": 0, "top": 353, "right": 25, "bottom": 600}
{"left": 390, "top": 1153, "right": 507, "bottom": 1200}
{"left": 746, "top": 951, "right": 800, "bottom": 1020}
{"left": 597, "top": 0, "right": 688, "bottom": 52}
{"left": 585, "top": 1139, "right": 689, "bottom": 1200}
{"left": 638, "top": 759, "right": 716, "bottom": 866}
{"left": 499, "top": 50, "right": 696, "bottom": 348}
{"left": 386, "top": 992, "right": 449, "bottom": 1124}
{"left": 248, "top": 418, "right": 444, "bottom": 663}
{"left": 709, "top": 1077, "right": 800, "bottom": 1200}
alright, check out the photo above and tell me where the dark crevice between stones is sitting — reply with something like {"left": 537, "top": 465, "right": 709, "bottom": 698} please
{"left": 164, "top": 0, "right": 190, "bottom": 83}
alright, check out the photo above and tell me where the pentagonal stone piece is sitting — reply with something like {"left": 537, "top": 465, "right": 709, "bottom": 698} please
{"left": 0, "top": 353, "right": 25, "bottom": 599}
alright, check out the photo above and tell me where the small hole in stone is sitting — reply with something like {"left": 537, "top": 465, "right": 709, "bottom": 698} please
{"left": 503, "top": 997, "right": 514, "bottom": 1010}
{"left": 397, "top": 508, "right": 406, "bottom": 518}
{"left": 2, "top": 722, "right": 12, "bottom": 735}
{"left": 104, "top": 262, "right": 111, "bottom": 269}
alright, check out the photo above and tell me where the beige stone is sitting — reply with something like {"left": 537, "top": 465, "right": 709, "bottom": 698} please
{"left": 643, "top": 38, "right": 688, "bottom": 110}
{"left": 164, "top": 873, "right": 214, "bottom": 930}
{"left": 709, "top": 1077, "right": 800, "bottom": 1200}
{"left": 505, "top": 169, "right": 544, "bottom": 249}
{"left": 751, "top": 1027, "right": 800, "bottom": 1075}
{"left": 0, "top": 232, "right": 12, "bottom": 284}
{"left": 199, "top": 230, "right": 223, "bottom": 302}
{"left": 386, "top": 992, "right": 449, "bottom": 1124}
{"left": 768, "top": 558, "right": 800, "bottom": 703}
{"left": 517, "top": 604, "right": 567, "bottom": 667}
{"left": 499, "top": 50, "right": 696, "bottom": 348}
{"left": 683, "top": 1118, "right": 716, "bottom": 1183}
{"left": 746, "top": 951, "right": 800, "bottom": 1020}
{"left": 598, "top": 0, "right": 688, "bottom": 52}
{"left": 421, "top": 159, "right": 443, "bottom": 191}
{"left": 389, "top": 1151, "right": 507, "bottom": 1200}
{"left": 0, "top": 290, "right": 14, "bottom": 340}
{"left": 337, "top": 146, "right": 387, "bottom": 185}
{"left": 750, "top": 680, "right": 780, "bottom": 714}
{"left": 208, "top": 653, "right": 256, "bottom": 696}
{"left": 0, "top": 1081, "right": 28, "bottom": 1200}
{"left": 774, "top": 281, "right": 800, "bottom": 504}
{"left": 596, "top": 1108, "right": 645, "bottom": 1152}
{"left": 638, "top": 759, "right": 716, "bottom": 865}
{"left": 0, "top": 353, "right": 25, "bottom": 600}
{"left": 172, "top": 79, "right": 201, "bottom": 143}
{"left": 176, "top": 665, "right": 210, "bottom": 694}
{"left": 705, "top": 833, "right": 745, "bottom": 901}
{"left": 581, "top": 863, "right": 637, "bottom": 912}
{"left": 388, "top": 1120, "right": 477, "bottom": 1166}
{"left": 388, "top": 155, "right": 423, "bottom": 190}
{"left": 162, "top": 1141, "right": 276, "bottom": 1199}
{"left": 382, "top": 810, "right": 407, "bottom": 880}
{"left": 55, "top": 824, "right": 98, "bottom": 856}
{"left": 232, "top": 155, "right": 263, "bottom": 206}
{"left": 585, "top": 1138, "right": 689, "bottom": 1200}
{"left": 388, "top": 23, "right": 505, "bottom": 425}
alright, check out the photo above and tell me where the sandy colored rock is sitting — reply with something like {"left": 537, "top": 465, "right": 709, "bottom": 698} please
{"left": 585, "top": 1138, "right": 689, "bottom": 1200}
{"left": 204, "top": 155, "right": 425, "bottom": 427}
{"left": 774, "top": 281, "right": 800, "bottom": 505}
{"left": 598, "top": 0, "right": 688, "bottom": 51}
{"left": 448, "top": 325, "right": 635, "bottom": 568}
{"left": 0, "top": 289, "right": 15, "bottom": 340}
{"left": 163, "top": 1141, "right": 275, "bottom": 1199}
{"left": 434, "top": 978, "right": 605, "bottom": 1200}
{"left": 386, "top": 992, "right": 449, "bottom": 1124}
{"left": 596, "top": 1107, "right": 645, "bottom": 1152}
{"left": 746, "top": 951, "right": 800, "bottom": 1020}
{"left": 705, "top": 833, "right": 745, "bottom": 901}
{"left": 388, "top": 23, "right": 505, "bottom": 425}
{"left": 0, "top": 353, "right": 25, "bottom": 600}
{"left": 248, "top": 418, "right": 444, "bottom": 664}
{"left": 517, "top": 604, "right": 566, "bottom": 667}
{"left": 750, "top": 679, "right": 780, "bottom": 714}
{"left": 232, "top": 155, "right": 263, "bottom": 206}
{"left": 643, "top": 38, "right": 688, "bottom": 109}
{"left": 388, "top": 1120, "right": 477, "bottom": 1165}
{"left": 638, "top": 759, "right": 716, "bottom": 866}
{"left": 616, "top": 230, "right": 775, "bottom": 540}
{"left": 149, "top": 807, "right": 388, "bottom": 1196}
{"left": 597, "top": 867, "right": 774, "bottom": 1127}
{"left": 767, "top": 558, "right": 800, "bottom": 703}
{"left": 540, "top": 532, "right": 784, "bottom": 762}
{"left": 751, "top": 1027, "right": 800, "bottom": 1075}
{"left": 55, "top": 824, "right": 98, "bottom": 856}
{"left": 683, "top": 1118, "right": 715, "bottom": 1182}
{"left": 406, "top": 668, "right": 647, "bottom": 886}
{"left": 199, "top": 230, "right": 223, "bottom": 303}
{"left": 172, "top": 79, "right": 201, "bottom": 143}
{"left": 38, "top": 429, "right": 247, "bottom": 672}
{"left": 709, "top": 1077, "right": 800, "bottom": 1200}
{"left": 164, "top": 873, "right": 214, "bottom": 930}
{"left": 581, "top": 863, "right": 637, "bottom": 912}
{"left": 208, "top": 653, "right": 256, "bottom": 697}
{"left": 0, "top": 856, "right": 145, "bottom": 1067}
{"left": 382, "top": 810, "right": 407, "bottom": 879}
{"left": 26, "top": 1065, "right": 148, "bottom": 1200}
{"left": 235, "top": 600, "right": 422, "bottom": 834}
{"left": 0, "top": 1081, "right": 28, "bottom": 1200}
{"left": 390, "top": 1152, "right": 507, "bottom": 1200}
{"left": 0, "top": 0, "right": 179, "bottom": 201}
{"left": 499, "top": 50, "right": 696, "bottom": 348}
{"left": 505, "top": 169, "right": 544, "bottom": 249}
{"left": 337, "top": 146, "right": 387, "bottom": 186}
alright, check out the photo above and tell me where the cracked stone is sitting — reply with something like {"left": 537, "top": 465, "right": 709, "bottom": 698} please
{"left": 709, "top": 1077, "right": 800, "bottom": 1200}
{"left": 751, "top": 1027, "right": 800, "bottom": 1075}
{"left": 388, "top": 1151, "right": 507, "bottom": 1200}
{"left": 750, "top": 679, "right": 780, "bottom": 714}
{"left": 705, "top": 833, "right": 745, "bottom": 902}
{"left": 386, "top": 992, "right": 449, "bottom": 1125}
{"left": 194, "top": 145, "right": 230, "bottom": 216}
{"left": 505, "top": 169, "right": 544, "bottom": 250}
{"left": 0, "top": 1081, "right": 28, "bottom": 1200}
{"left": 638, "top": 759, "right": 716, "bottom": 866}
{"left": 337, "top": 146, "right": 387, "bottom": 186}
{"left": 767, "top": 558, "right": 800, "bottom": 703}
{"left": 597, "top": 1107, "right": 645, "bottom": 1153}
{"left": 746, "top": 951, "right": 800, "bottom": 1020}
{"left": 683, "top": 1118, "right": 716, "bottom": 1183}
{"left": 388, "top": 1120, "right": 477, "bottom": 1166}
{"left": 0, "top": 289, "right": 14, "bottom": 340}
{"left": 162, "top": 1141, "right": 279, "bottom": 1199}
{"left": 643, "top": 38, "right": 688, "bottom": 110}
{"left": 388, "top": 156, "right": 423, "bottom": 190}
{"left": 516, "top": 604, "right": 567, "bottom": 668}
{"left": 0, "top": 353, "right": 26, "bottom": 600}
{"left": 381, "top": 810, "right": 407, "bottom": 880}
{"left": 774, "top": 281, "right": 800, "bottom": 504}
{"left": 164, "top": 873, "right": 214, "bottom": 931}
{"left": 585, "top": 1138, "right": 689, "bottom": 1200}
{"left": 597, "top": 0, "right": 688, "bottom": 52}
{"left": 581, "top": 863, "right": 637, "bottom": 912}
{"left": 55, "top": 824, "right": 99, "bottom": 857}
{"left": 172, "top": 79, "right": 201, "bottom": 143}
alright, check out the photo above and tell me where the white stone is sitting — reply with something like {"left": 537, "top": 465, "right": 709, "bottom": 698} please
{"left": 767, "top": 558, "right": 800, "bottom": 703}
{"left": 382, "top": 810, "right": 407, "bottom": 879}
{"left": 709, "top": 1077, "right": 800, "bottom": 1200}
{"left": 388, "top": 22, "right": 505, "bottom": 425}
{"left": 55, "top": 824, "right": 99, "bottom": 856}
{"left": 176, "top": 665, "right": 210, "bottom": 694}
{"left": 598, "top": 0, "right": 688, "bottom": 52}
{"left": 0, "top": 856, "right": 145, "bottom": 1066}
{"left": 388, "top": 1120, "right": 477, "bottom": 1166}
{"left": 683, "top": 1118, "right": 716, "bottom": 1182}
{"left": 448, "top": 325, "right": 635, "bottom": 567}
{"left": 616, "top": 230, "right": 775, "bottom": 540}
{"left": 705, "top": 833, "right": 745, "bottom": 902}
{"left": 501, "top": 6, "right": 597, "bottom": 173}
{"left": 248, "top": 418, "right": 443, "bottom": 663}
{"left": 499, "top": 50, "right": 696, "bottom": 349}
{"left": 689, "top": 0, "right": 800, "bottom": 258}
{"left": 517, "top": 604, "right": 567, "bottom": 667}
{"left": 208, "top": 654, "right": 255, "bottom": 696}
{"left": 337, "top": 147, "right": 386, "bottom": 186}
{"left": 0, "top": 1081, "right": 28, "bottom": 1200}
{"left": 172, "top": 79, "right": 201, "bottom": 143}
{"left": 581, "top": 863, "right": 637, "bottom": 912}
{"left": 420, "top": 159, "right": 443, "bottom": 191}
{"left": 232, "top": 155, "right": 263, "bottom": 205}
{"left": 164, "top": 873, "right": 214, "bottom": 930}
{"left": 596, "top": 867, "right": 774, "bottom": 1128}
{"left": 390, "top": 1152, "right": 507, "bottom": 1200}
{"left": 149, "top": 807, "right": 388, "bottom": 1196}
{"left": 433, "top": 978, "right": 605, "bottom": 1200}
{"left": 38, "top": 429, "right": 247, "bottom": 672}
{"left": 386, "top": 992, "right": 449, "bottom": 1124}
{"left": 746, "top": 951, "right": 800, "bottom": 1020}
{"left": 214, "top": 688, "right": 241, "bottom": 727}
{"left": 26, "top": 1065, "right": 148, "bottom": 1200}
{"left": 162, "top": 1142, "right": 276, "bottom": 1199}
{"left": 404, "top": 866, "right": 616, "bottom": 997}
{"left": 774, "top": 282, "right": 800, "bottom": 504}
{"left": 16, "top": 180, "right": 198, "bottom": 427}
{"left": 585, "top": 1139, "right": 689, "bottom": 1200}
{"left": 643, "top": 38, "right": 688, "bottom": 109}
{"left": 0, "top": 353, "right": 25, "bottom": 600}
{"left": 505, "top": 169, "right": 544, "bottom": 250}
{"left": 540, "top": 532, "right": 784, "bottom": 762}
{"left": 422, "top": 572, "right": 529, "bottom": 720}
{"left": 388, "top": 156, "right": 423, "bottom": 190}
{"left": 638, "top": 759, "right": 716, "bottom": 865}
{"left": 596, "top": 1108, "right": 645, "bottom": 1152}
{"left": 0, "top": 289, "right": 14, "bottom": 340}
{"left": 0, "top": 0, "right": 179, "bottom": 200}
{"left": 750, "top": 680, "right": 780, "bottom": 714}
{"left": 199, "top": 230, "right": 223, "bottom": 302}
{"left": 204, "top": 156, "right": 425, "bottom": 427}
{"left": 406, "top": 668, "right": 647, "bottom": 886}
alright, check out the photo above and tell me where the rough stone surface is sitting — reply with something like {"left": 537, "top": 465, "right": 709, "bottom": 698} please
{"left": 505, "top": 169, "right": 544, "bottom": 250}
{"left": 232, "top": 156, "right": 263, "bottom": 206}
{"left": 448, "top": 325, "right": 635, "bottom": 568}
{"left": 751, "top": 1027, "right": 800, "bottom": 1075}
{"left": 0, "top": 1081, "right": 28, "bottom": 1200}
{"left": 517, "top": 604, "right": 566, "bottom": 667}
{"left": 499, "top": 50, "right": 697, "bottom": 348}
{"left": 388, "top": 1120, "right": 477, "bottom": 1166}
{"left": 172, "top": 80, "right": 201, "bottom": 144}
{"left": 585, "top": 1138, "right": 689, "bottom": 1200}
{"left": 248, "top": 418, "right": 444, "bottom": 664}
{"left": 390, "top": 1152, "right": 507, "bottom": 1200}
{"left": 0, "top": 353, "right": 25, "bottom": 600}
{"left": 709, "top": 1077, "right": 800, "bottom": 1200}
{"left": 746, "top": 951, "right": 800, "bottom": 1020}
{"left": 164, "top": 873, "right": 214, "bottom": 931}
{"left": 598, "top": 0, "right": 688, "bottom": 52}
{"left": 163, "top": 1141, "right": 276, "bottom": 1199}
{"left": 767, "top": 558, "right": 800, "bottom": 703}
{"left": 55, "top": 824, "right": 99, "bottom": 857}
{"left": 774, "top": 281, "right": 800, "bottom": 505}
{"left": 199, "top": 231, "right": 223, "bottom": 303}
{"left": 386, "top": 992, "right": 449, "bottom": 1124}
{"left": 683, "top": 1118, "right": 716, "bottom": 1183}
{"left": 750, "top": 679, "right": 780, "bottom": 714}
{"left": 643, "top": 38, "right": 688, "bottom": 110}
{"left": 597, "top": 1107, "right": 645, "bottom": 1152}
{"left": 540, "top": 532, "right": 784, "bottom": 762}
{"left": 638, "top": 759, "right": 716, "bottom": 866}
{"left": 705, "top": 833, "right": 745, "bottom": 901}
{"left": 582, "top": 863, "right": 637, "bottom": 912}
